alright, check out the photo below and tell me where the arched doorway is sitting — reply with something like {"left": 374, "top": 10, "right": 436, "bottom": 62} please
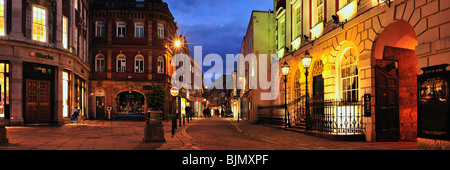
{"left": 373, "top": 20, "right": 418, "bottom": 142}
{"left": 115, "top": 91, "right": 146, "bottom": 116}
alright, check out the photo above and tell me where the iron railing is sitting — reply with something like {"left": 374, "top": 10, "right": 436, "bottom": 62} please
{"left": 259, "top": 97, "right": 364, "bottom": 135}
{"left": 308, "top": 100, "right": 364, "bottom": 135}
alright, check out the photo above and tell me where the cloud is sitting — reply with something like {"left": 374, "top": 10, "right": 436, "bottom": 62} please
{"left": 164, "top": 0, "right": 273, "bottom": 85}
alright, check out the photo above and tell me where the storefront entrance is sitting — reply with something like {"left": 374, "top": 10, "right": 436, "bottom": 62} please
{"left": 115, "top": 91, "right": 145, "bottom": 116}
{"left": 23, "top": 62, "right": 55, "bottom": 124}
{"left": 25, "top": 80, "right": 51, "bottom": 123}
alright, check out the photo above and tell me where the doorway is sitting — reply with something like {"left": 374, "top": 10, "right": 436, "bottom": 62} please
{"left": 375, "top": 60, "right": 400, "bottom": 142}
{"left": 25, "top": 79, "right": 52, "bottom": 123}
{"left": 96, "top": 96, "right": 105, "bottom": 120}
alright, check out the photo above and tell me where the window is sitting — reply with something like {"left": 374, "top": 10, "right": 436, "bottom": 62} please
{"left": 157, "top": 23, "right": 164, "bottom": 39}
{"left": 294, "top": 5, "right": 301, "bottom": 38}
{"left": 135, "top": 55, "right": 144, "bottom": 73}
{"left": 117, "top": 54, "right": 126, "bottom": 73}
{"left": 62, "top": 71, "right": 70, "bottom": 117}
{"left": 95, "top": 54, "right": 105, "bottom": 72}
{"left": 278, "top": 20, "right": 285, "bottom": 49}
{"left": 0, "top": 62, "right": 10, "bottom": 119}
{"left": 157, "top": 56, "right": 164, "bottom": 74}
{"left": 341, "top": 48, "right": 358, "bottom": 102}
{"left": 135, "top": 22, "right": 144, "bottom": 38}
{"left": 294, "top": 70, "right": 301, "bottom": 99}
{"left": 117, "top": 21, "right": 126, "bottom": 37}
{"left": 32, "top": 6, "right": 47, "bottom": 42}
{"left": 342, "top": 0, "right": 355, "bottom": 8}
{"left": 317, "top": 0, "right": 324, "bottom": 23}
{"left": 95, "top": 21, "right": 105, "bottom": 37}
{"left": 62, "top": 16, "right": 68, "bottom": 49}
{"left": 136, "top": 0, "right": 145, "bottom": 8}
{"left": 74, "top": 28, "right": 78, "bottom": 53}
{"left": 0, "top": 0, "right": 5, "bottom": 36}
{"left": 74, "top": 0, "right": 78, "bottom": 11}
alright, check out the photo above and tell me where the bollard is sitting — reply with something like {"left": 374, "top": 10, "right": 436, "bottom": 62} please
{"left": 143, "top": 111, "right": 165, "bottom": 143}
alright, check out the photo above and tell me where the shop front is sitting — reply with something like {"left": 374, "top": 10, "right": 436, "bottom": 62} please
{"left": 0, "top": 61, "right": 10, "bottom": 120}
{"left": 115, "top": 91, "right": 146, "bottom": 117}
{"left": 23, "top": 62, "right": 55, "bottom": 124}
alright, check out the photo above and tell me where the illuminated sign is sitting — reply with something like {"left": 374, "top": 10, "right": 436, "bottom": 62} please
{"left": 29, "top": 51, "right": 54, "bottom": 60}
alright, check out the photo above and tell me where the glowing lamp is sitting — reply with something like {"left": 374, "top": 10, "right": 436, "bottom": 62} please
{"left": 174, "top": 40, "right": 181, "bottom": 48}
{"left": 302, "top": 51, "right": 312, "bottom": 68}
{"left": 281, "top": 61, "right": 290, "bottom": 76}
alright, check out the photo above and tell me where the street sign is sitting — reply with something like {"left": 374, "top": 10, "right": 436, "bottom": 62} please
{"left": 171, "top": 87, "right": 179, "bottom": 96}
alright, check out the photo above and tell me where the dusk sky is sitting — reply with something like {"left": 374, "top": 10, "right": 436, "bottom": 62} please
{"left": 164, "top": 0, "right": 273, "bottom": 84}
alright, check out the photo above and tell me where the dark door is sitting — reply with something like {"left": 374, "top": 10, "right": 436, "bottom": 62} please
{"left": 375, "top": 60, "right": 400, "bottom": 142}
{"left": 96, "top": 96, "right": 105, "bottom": 119}
{"left": 313, "top": 75, "right": 324, "bottom": 114}
{"left": 25, "top": 79, "right": 51, "bottom": 123}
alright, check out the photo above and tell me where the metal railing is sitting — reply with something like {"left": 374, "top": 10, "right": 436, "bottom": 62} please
{"left": 308, "top": 100, "right": 364, "bottom": 135}
{"left": 259, "top": 97, "right": 364, "bottom": 135}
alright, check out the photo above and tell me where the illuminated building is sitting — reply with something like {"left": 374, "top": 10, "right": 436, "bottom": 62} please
{"left": 242, "top": 0, "right": 450, "bottom": 147}
{"left": 89, "top": 0, "right": 179, "bottom": 120}
{"left": 238, "top": 10, "right": 275, "bottom": 123}
{"left": 0, "top": 0, "right": 91, "bottom": 125}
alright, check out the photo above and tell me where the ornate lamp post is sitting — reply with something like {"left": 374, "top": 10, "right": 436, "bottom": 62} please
{"left": 281, "top": 61, "right": 290, "bottom": 129}
{"left": 302, "top": 51, "right": 312, "bottom": 131}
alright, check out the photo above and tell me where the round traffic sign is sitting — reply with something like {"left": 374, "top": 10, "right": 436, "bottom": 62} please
{"left": 170, "top": 87, "right": 179, "bottom": 96}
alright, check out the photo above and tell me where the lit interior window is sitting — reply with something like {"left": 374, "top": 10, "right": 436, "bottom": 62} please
{"left": 63, "top": 16, "right": 68, "bottom": 49}
{"left": 62, "top": 71, "right": 70, "bottom": 117}
{"left": 0, "top": 0, "right": 5, "bottom": 36}
{"left": 157, "top": 56, "right": 164, "bottom": 74}
{"left": 33, "top": 6, "right": 47, "bottom": 42}
{"left": 341, "top": 48, "right": 358, "bottom": 102}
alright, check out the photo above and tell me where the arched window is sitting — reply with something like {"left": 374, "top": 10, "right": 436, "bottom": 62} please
{"left": 117, "top": 54, "right": 126, "bottom": 73}
{"left": 95, "top": 54, "right": 105, "bottom": 72}
{"left": 312, "top": 60, "right": 324, "bottom": 76}
{"left": 341, "top": 48, "right": 358, "bottom": 102}
{"left": 135, "top": 55, "right": 144, "bottom": 73}
{"left": 157, "top": 56, "right": 164, "bottom": 74}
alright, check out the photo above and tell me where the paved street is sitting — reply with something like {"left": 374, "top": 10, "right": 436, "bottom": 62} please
{"left": 0, "top": 117, "right": 417, "bottom": 150}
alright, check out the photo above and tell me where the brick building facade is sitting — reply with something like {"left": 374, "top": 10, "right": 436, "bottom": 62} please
{"left": 88, "top": 0, "right": 179, "bottom": 120}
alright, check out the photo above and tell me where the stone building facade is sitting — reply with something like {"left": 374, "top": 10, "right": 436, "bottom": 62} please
{"left": 242, "top": 0, "right": 449, "bottom": 147}
{"left": 0, "top": 0, "right": 91, "bottom": 125}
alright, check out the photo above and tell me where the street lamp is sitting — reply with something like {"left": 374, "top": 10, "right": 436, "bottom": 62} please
{"left": 282, "top": 61, "right": 290, "bottom": 129}
{"left": 302, "top": 51, "right": 312, "bottom": 131}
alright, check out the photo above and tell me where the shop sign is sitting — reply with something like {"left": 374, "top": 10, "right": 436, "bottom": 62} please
{"left": 171, "top": 87, "right": 179, "bottom": 97}
{"left": 29, "top": 51, "right": 54, "bottom": 60}
{"left": 417, "top": 64, "right": 449, "bottom": 140}
{"left": 364, "top": 94, "right": 371, "bottom": 117}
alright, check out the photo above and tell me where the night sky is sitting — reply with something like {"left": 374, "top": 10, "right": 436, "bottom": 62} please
{"left": 164, "top": 0, "right": 273, "bottom": 84}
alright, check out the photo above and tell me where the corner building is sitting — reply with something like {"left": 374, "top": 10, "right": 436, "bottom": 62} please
{"left": 0, "top": 0, "right": 91, "bottom": 125}
{"left": 88, "top": 0, "right": 178, "bottom": 120}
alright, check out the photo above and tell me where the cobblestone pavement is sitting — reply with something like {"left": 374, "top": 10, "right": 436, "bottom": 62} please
{"left": 0, "top": 117, "right": 417, "bottom": 150}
